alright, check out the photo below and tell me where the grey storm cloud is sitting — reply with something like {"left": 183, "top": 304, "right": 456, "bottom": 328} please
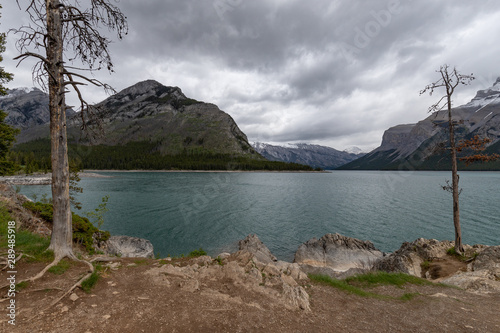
{"left": 2, "top": 0, "right": 500, "bottom": 151}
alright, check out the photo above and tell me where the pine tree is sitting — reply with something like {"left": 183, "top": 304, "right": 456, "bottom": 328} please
{"left": 0, "top": 5, "right": 20, "bottom": 176}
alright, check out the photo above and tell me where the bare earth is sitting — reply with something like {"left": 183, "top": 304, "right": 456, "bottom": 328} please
{"left": 2, "top": 255, "right": 500, "bottom": 333}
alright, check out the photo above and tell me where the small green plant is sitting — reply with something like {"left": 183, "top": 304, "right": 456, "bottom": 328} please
{"left": 188, "top": 248, "right": 207, "bottom": 258}
{"left": 16, "top": 281, "right": 30, "bottom": 291}
{"left": 48, "top": 259, "right": 71, "bottom": 275}
{"left": 214, "top": 256, "right": 224, "bottom": 266}
{"left": 447, "top": 246, "right": 468, "bottom": 261}
{"left": 40, "top": 193, "right": 52, "bottom": 204}
{"left": 421, "top": 260, "right": 431, "bottom": 270}
{"left": 85, "top": 195, "right": 109, "bottom": 228}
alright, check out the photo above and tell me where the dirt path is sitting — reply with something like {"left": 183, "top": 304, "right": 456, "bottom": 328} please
{"left": 2, "top": 256, "right": 500, "bottom": 333}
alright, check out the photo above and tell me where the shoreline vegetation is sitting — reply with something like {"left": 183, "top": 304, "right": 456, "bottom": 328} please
{"left": 9, "top": 138, "right": 318, "bottom": 172}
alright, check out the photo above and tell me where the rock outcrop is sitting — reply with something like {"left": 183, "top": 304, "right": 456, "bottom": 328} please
{"left": 238, "top": 234, "right": 277, "bottom": 264}
{"left": 104, "top": 235, "right": 155, "bottom": 259}
{"left": 294, "top": 233, "right": 384, "bottom": 278}
{"left": 373, "top": 238, "right": 455, "bottom": 277}
{"left": 442, "top": 246, "right": 500, "bottom": 293}
{"left": 145, "top": 234, "right": 311, "bottom": 311}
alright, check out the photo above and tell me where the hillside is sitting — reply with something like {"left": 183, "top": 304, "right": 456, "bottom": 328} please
{"left": 7, "top": 81, "right": 313, "bottom": 171}
{"left": 252, "top": 142, "right": 365, "bottom": 169}
{"left": 340, "top": 78, "right": 500, "bottom": 171}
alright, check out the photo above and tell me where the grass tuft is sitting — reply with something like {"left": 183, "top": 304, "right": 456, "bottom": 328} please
{"left": 48, "top": 259, "right": 71, "bottom": 275}
{"left": 81, "top": 272, "right": 99, "bottom": 293}
{"left": 16, "top": 281, "right": 30, "bottom": 291}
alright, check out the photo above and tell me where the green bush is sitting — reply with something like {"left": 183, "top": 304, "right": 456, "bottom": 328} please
{"left": 22, "top": 201, "right": 110, "bottom": 254}
{"left": 188, "top": 248, "right": 207, "bottom": 258}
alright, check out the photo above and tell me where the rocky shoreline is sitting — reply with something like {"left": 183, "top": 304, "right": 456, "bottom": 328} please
{"left": 0, "top": 172, "right": 113, "bottom": 185}
{"left": 109, "top": 232, "right": 500, "bottom": 300}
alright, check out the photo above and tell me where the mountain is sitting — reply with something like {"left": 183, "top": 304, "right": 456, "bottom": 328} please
{"left": 252, "top": 142, "right": 365, "bottom": 169}
{"left": 15, "top": 80, "right": 257, "bottom": 156}
{"left": 0, "top": 87, "right": 74, "bottom": 129}
{"left": 10, "top": 80, "right": 314, "bottom": 171}
{"left": 340, "top": 77, "right": 500, "bottom": 170}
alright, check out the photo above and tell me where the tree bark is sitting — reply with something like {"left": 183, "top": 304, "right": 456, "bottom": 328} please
{"left": 46, "top": 0, "right": 74, "bottom": 259}
{"left": 447, "top": 91, "right": 464, "bottom": 254}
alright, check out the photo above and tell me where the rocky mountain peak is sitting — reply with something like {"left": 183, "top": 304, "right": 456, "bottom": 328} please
{"left": 0, "top": 87, "right": 74, "bottom": 129}
{"left": 465, "top": 77, "right": 500, "bottom": 108}
{"left": 113, "top": 80, "right": 186, "bottom": 102}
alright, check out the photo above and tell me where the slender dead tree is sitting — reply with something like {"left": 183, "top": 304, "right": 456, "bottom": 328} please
{"left": 420, "top": 65, "right": 474, "bottom": 255}
{"left": 12, "top": 0, "right": 127, "bottom": 261}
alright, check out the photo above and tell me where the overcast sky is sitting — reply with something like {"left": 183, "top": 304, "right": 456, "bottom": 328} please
{"left": 2, "top": 0, "right": 500, "bottom": 151}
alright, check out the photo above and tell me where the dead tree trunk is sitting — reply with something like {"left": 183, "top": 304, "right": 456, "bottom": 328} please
{"left": 420, "top": 65, "right": 474, "bottom": 256}
{"left": 446, "top": 89, "right": 463, "bottom": 254}
{"left": 46, "top": 0, "right": 74, "bottom": 259}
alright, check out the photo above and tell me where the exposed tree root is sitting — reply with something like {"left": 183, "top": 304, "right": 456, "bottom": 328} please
{"left": 46, "top": 258, "right": 94, "bottom": 309}
{"left": 1, "top": 253, "right": 23, "bottom": 271}
{"left": 24, "top": 256, "right": 95, "bottom": 322}
{"left": 26, "top": 287, "right": 63, "bottom": 293}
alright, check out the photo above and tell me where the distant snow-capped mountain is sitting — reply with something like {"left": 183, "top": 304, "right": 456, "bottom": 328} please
{"left": 252, "top": 142, "right": 365, "bottom": 169}
{"left": 340, "top": 77, "right": 500, "bottom": 170}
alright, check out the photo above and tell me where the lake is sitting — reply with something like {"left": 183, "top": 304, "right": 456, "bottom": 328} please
{"left": 19, "top": 170, "right": 500, "bottom": 261}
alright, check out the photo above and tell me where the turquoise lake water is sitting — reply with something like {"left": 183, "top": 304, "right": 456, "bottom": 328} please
{"left": 19, "top": 170, "right": 500, "bottom": 261}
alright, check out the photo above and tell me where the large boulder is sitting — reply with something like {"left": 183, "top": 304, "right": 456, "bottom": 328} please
{"left": 105, "top": 235, "right": 154, "bottom": 258}
{"left": 238, "top": 234, "right": 277, "bottom": 264}
{"left": 294, "top": 233, "right": 384, "bottom": 278}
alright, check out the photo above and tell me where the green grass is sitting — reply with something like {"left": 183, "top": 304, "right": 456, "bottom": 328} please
{"left": 0, "top": 203, "right": 53, "bottom": 262}
{"left": 16, "top": 281, "right": 30, "bottom": 291}
{"left": 309, "top": 272, "right": 434, "bottom": 301}
{"left": 344, "top": 272, "right": 433, "bottom": 288}
{"left": 81, "top": 263, "right": 104, "bottom": 293}
{"left": 309, "top": 274, "right": 379, "bottom": 298}
{"left": 446, "top": 247, "right": 470, "bottom": 262}
{"left": 48, "top": 259, "right": 71, "bottom": 275}
{"left": 133, "top": 258, "right": 149, "bottom": 265}
{"left": 81, "top": 272, "right": 99, "bottom": 293}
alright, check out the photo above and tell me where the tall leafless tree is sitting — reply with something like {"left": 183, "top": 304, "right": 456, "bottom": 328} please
{"left": 12, "top": 0, "right": 127, "bottom": 261}
{"left": 420, "top": 65, "right": 474, "bottom": 255}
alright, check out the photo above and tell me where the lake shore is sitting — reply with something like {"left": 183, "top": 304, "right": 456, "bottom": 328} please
{"left": 83, "top": 169, "right": 328, "bottom": 173}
